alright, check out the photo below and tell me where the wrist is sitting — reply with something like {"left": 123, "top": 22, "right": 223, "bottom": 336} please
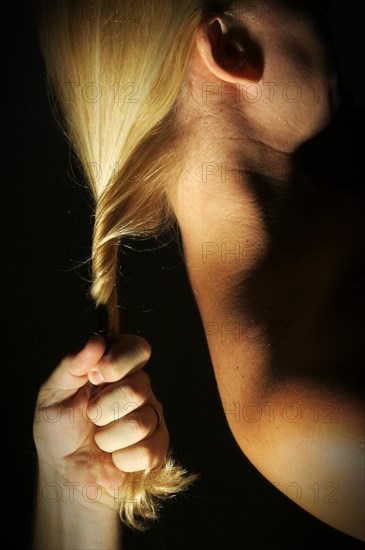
{"left": 36, "top": 461, "right": 120, "bottom": 516}
{"left": 34, "top": 467, "right": 122, "bottom": 550}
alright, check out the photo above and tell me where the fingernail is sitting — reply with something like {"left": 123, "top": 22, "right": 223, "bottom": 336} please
{"left": 89, "top": 370, "right": 105, "bottom": 385}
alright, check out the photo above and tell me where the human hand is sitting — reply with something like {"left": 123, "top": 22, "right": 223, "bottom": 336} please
{"left": 33, "top": 334, "right": 168, "bottom": 512}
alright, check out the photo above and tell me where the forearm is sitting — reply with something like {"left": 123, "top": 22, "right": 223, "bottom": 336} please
{"left": 32, "top": 465, "right": 122, "bottom": 550}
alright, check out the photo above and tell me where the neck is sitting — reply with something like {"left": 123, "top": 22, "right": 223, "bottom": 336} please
{"left": 171, "top": 108, "right": 363, "bottom": 391}
{"left": 171, "top": 114, "right": 299, "bottom": 271}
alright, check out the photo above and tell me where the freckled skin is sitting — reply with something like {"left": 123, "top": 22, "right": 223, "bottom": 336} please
{"left": 171, "top": 0, "right": 364, "bottom": 541}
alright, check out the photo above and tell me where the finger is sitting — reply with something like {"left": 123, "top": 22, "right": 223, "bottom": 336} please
{"left": 87, "top": 370, "right": 152, "bottom": 427}
{"left": 38, "top": 335, "right": 106, "bottom": 406}
{"left": 94, "top": 401, "right": 164, "bottom": 452}
{"left": 88, "top": 334, "right": 151, "bottom": 386}
{"left": 111, "top": 428, "right": 169, "bottom": 472}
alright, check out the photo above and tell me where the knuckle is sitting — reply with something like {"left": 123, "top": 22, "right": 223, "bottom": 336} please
{"left": 117, "top": 382, "right": 132, "bottom": 401}
{"left": 131, "top": 337, "right": 151, "bottom": 364}
{"left": 108, "top": 357, "right": 120, "bottom": 379}
{"left": 135, "top": 443, "right": 151, "bottom": 464}
{"left": 123, "top": 415, "right": 147, "bottom": 438}
{"left": 131, "top": 370, "right": 152, "bottom": 395}
{"left": 138, "top": 444, "right": 161, "bottom": 469}
{"left": 118, "top": 381, "right": 142, "bottom": 405}
{"left": 122, "top": 400, "right": 140, "bottom": 415}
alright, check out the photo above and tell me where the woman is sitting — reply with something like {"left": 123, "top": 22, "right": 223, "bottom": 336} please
{"left": 32, "top": 0, "right": 364, "bottom": 548}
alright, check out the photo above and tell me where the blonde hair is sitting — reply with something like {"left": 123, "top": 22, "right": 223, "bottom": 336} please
{"left": 35, "top": 0, "right": 231, "bottom": 531}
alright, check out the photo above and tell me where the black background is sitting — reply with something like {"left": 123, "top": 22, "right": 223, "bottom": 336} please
{"left": 4, "top": 1, "right": 364, "bottom": 549}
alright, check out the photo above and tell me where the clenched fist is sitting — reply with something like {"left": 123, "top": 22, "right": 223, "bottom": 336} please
{"left": 33, "top": 334, "right": 168, "bottom": 512}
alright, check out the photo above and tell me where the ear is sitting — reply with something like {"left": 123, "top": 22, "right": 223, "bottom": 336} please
{"left": 195, "top": 15, "right": 263, "bottom": 83}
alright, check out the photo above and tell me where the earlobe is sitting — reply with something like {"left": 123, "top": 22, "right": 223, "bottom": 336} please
{"left": 196, "top": 15, "right": 263, "bottom": 83}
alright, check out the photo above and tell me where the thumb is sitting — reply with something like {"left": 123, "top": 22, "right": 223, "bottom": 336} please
{"left": 37, "top": 335, "right": 106, "bottom": 407}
